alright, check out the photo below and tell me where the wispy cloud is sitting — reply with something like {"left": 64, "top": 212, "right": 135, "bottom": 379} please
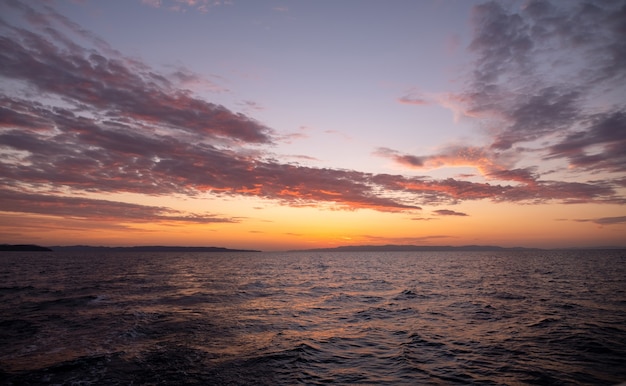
{"left": 410, "top": 217, "right": 436, "bottom": 221}
{"left": 572, "top": 216, "right": 626, "bottom": 226}
{"left": 140, "top": 0, "right": 232, "bottom": 13}
{"left": 434, "top": 209, "right": 468, "bottom": 217}
{"left": 360, "top": 234, "right": 455, "bottom": 244}
{"left": 397, "top": 93, "right": 430, "bottom": 106}
{"left": 0, "top": 188, "right": 236, "bottom": 224}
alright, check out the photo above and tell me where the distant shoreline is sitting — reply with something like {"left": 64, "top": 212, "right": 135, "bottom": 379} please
{"left": 289, "top": 244, "right": 626, "bottom": 252}
{"left": 0, "top": 245, "right": 260, "bottom": 252}
{"left": 2, "top": 244, "right": 624, "bottom": 253}
{"left": 49, "top": 246, "right": 261, "bottom": 253}
{"left": 290, "top": 244, "right": 540, "bottom": 253}
{"left": 0, "top": 244, "right": 53, "bottom": 252}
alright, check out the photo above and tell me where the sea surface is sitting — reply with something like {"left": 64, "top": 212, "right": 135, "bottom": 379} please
{"left": 1, "top": 250, "right": 625, "bottom": 385}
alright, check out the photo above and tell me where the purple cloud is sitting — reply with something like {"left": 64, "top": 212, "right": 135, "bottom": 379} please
{"left": 461, "top": 0, "right": 626, "bottom": 166}
{"left": 0, "top": 4, "right": 272, "bottom": 145}
{"left": 546, "top": 111, "right": 626, "bottom": 173}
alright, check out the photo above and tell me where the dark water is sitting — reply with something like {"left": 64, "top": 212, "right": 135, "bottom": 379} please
{"left": 1, "top": 250, "right": 625, "bottom": 385}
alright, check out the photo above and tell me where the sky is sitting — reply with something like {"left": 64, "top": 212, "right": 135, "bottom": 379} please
{"left": 1, "top": 0, "right": 625, "bottom": 251}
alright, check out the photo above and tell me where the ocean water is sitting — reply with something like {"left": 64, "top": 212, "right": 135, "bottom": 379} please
{"left": 1, "top": 250, "right": 625, "bottom": 385}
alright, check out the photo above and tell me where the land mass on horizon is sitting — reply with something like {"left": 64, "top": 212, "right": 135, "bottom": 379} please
{"left": 290, "top": 244, "right": 542, "bottom": 252}
{"left": 0, "top": 244, "right": 53, "bottom": 251}
{"left": 48, "top": 245, "right": 261, "bottom": 253}
{"left": 3, "top": 244, "right": 623, "bottom": 253}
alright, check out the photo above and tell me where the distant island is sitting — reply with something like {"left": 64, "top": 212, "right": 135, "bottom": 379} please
{"left": 292, "top": 244, "right": 541, "bottom": 252}
{"left": 49, "top": 245, "right": 261, "bottom": 253}
{"left": 0, "top": 244, "right": 52, "bottom": 251}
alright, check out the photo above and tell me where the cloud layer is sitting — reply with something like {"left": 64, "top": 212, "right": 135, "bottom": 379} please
{"left": 0, "top": 1, "right": 624, "bottom": 227}
{"left": 385, "top": 0, "right": 625, "bottom": 205}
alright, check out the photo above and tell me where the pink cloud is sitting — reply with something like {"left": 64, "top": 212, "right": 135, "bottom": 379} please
{"left": 397, "top": 95, "right": 430, "bottom": 106}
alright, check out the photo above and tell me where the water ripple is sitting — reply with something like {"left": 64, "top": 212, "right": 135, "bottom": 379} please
{"left": 1, "top": 250, "right": 625, "bottom": 385}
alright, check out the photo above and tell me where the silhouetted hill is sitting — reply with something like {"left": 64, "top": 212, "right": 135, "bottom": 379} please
{"left": 0, "top": 244, "right": 52, "bottom": 251}
{"left": 50, "top": 245, "right": 261, "bottom": 253}
{"left": 292, "top": 244, "right": 540, "bottom": 252}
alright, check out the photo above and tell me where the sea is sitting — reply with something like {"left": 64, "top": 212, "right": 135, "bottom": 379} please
{"left": 1, "top": 250, "right": 625, "bottom": 385}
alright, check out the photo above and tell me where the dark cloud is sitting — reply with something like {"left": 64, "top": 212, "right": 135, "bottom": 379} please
{"left": 434, "top": 209, "right": 468, "bottom": 217}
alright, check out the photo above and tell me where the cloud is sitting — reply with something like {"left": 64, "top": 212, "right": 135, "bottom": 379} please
{"left": 0, "top": 0, "right": 624, "bottom": 228}
{"left": 410, "top": 217, "right": 436, "bottom": 221}
{"left": 140, "top": 0, "right": 232, "bottom": 13}
{"left": 238, "top": 100, "right": 264, "bottom": 112}
{"left": 0, "top": 4, "right": 272, "bottom": 145}
{"left": 141, "top": 0, "right": 162, "bottom": 7}
{"left": 0, "top": 213, "right": 144, "bottom": 237}
{"left": 0, "top": 98, "right": 425, "bottom": 212}
{"left": 374, "top": 147, "right": 425, "bottom": 168}
{"left": 546, "top": 111, "right": 626, "bottom": 173}
{"left": 375, "top": 145, "right": 538, "bottom": 184}
{"left": 1, "top": 95, "right": 620, "bottom": 221}
{"left": 372, "top": 173, "right": 619, "bottom": 205}
{"left": 434, "top": 209, "right": 468, "bottom": 217}
{"left": 465, "top": 1, "right": 626, "bottom": 149}
{"left": 286, "top": 154, "right": 319, "bottom": 162}
{"left": 398, "top": 94, "right": 430, "bottom": 106}
{"left": 445, "top": 0, "right": 626, "bottom": 172}
{"left": 573, "top": 216, "right": 626, "bottom": 226}
{"left": 168, "top": 67, "right": 228, "bottom": 93}
{"left": 378, "top": 2, "right": 626, "bottom": 205}
{"left": 359, "top": 234, "right": 455, "bottom": 244}
{"left": 0, "top": 188, "right": 236, "bottom": 224}
{"left": 397, "top": 87, "right": 431, "bottom": 106}
{"left": 277, "top": 129, "right": 309, "bottom": 144}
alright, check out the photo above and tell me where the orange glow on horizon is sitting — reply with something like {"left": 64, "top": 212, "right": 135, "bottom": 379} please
{"left": 3, "top": 197, "right": 624, "bottom": 251}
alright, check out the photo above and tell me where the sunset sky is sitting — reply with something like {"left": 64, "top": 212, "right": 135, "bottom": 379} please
{"left": 1, "top": 0, "right": 625, "bottom": 251}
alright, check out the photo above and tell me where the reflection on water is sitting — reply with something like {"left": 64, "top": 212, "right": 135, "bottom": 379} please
{"left": 1, "top": 250, "right": 625, "bottom": 384}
